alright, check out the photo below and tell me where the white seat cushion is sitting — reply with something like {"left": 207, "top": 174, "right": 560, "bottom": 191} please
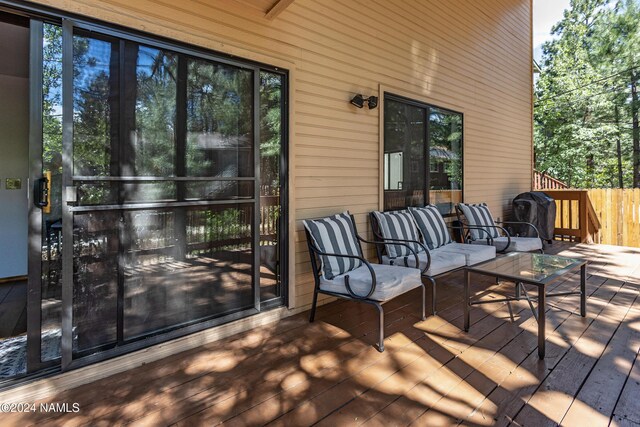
{"left": 382, "top": 250, "right": 466, "bottom": 276}
{"left": 433, "top": 242, "right": 496, "bottom": 266}
{"left": 319, "top": 263, "right": 422, "bottom": 302}
{"left": 471, "top": 236, "right": 542, "bottom": 252}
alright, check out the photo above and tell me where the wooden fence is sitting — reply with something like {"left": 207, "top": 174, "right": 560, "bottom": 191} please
{"left": 587, "top": 189, "right": 640, "bottom": 248}
{"left": 540, "top": 188, "right": 640, "bottom": 248}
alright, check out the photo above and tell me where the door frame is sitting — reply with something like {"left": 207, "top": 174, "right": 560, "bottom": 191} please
{"left": 25, "top": 17, "right": 61, "bottom": 375}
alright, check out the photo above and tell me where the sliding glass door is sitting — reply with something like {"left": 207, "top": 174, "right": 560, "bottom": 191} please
{"left": 55, "top": 20, "right": 287, "bottom": 368}
{"left": 0, "top": 3, "right": 288, "bottom": 383}
{"left": 0, "top": 4, "right": 286, "bottom": 381}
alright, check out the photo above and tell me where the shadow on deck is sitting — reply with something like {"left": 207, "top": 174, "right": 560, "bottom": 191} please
{"left": 3, "top": 241, "right": 640, "bottom": 426}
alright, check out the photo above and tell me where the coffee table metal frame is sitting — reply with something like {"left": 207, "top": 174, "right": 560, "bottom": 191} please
{"left": 463, "top": 252, "right": 587, "bottom": 359}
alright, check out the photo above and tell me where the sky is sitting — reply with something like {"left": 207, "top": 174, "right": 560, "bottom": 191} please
{"left": 533, "top": 0, "right": 571, "bottom": 63}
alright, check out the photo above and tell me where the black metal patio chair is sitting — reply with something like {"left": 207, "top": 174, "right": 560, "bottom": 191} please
{"left": 304, "top": 211, "right": 426, "bottom": 352}
{"left": 369, "top": 207, "right": 496, "bottom": 315}
{"left": 456, "top": 203, "right": 544, "bottom": 254}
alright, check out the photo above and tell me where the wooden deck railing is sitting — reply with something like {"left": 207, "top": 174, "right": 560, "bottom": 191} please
{"left": 534, "top": 170, "right": 568, "bottom": 189}
{"left": 542, "top": 190, "right": 601, "bottom": 243}
{"left": 541, "top": 189, "right": 640, "bottom": 247}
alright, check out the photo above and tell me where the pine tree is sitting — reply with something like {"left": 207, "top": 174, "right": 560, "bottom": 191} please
{"left": 535, "top": 0, "right": 640, "bottom": 188}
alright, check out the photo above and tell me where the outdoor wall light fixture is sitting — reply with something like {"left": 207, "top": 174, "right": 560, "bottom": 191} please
{"left": 350, "top": 94, "right": 378, "bottom": 109}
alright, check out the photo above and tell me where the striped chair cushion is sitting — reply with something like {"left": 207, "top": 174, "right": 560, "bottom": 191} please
{"left": 409, "top": 205, "right": 452, "bottom": 249}
{"left": 303, "top": 212, "right": 363, "bottom": 280}
{"left": 458, "top": 203, "right": 501, "bottom": 240}
{"left": 372, "top": 210, "right": 423, "bottom": 259}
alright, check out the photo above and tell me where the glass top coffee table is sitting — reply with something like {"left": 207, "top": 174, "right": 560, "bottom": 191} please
{"left": 464, "top": 252, "right": 587, "bottom": 358}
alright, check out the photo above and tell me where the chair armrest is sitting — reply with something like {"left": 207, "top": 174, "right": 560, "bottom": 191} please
{"left": 454, "top": 220, "right": 508, "bottom": 237}
{"left": 467, "top": 223, "right": 510, "bottom": 237}
{"left": 459, "top": 224, "right": 512, "bottom": 253}
{"left": 359, "top": 235, "right": 429, "bottom": 275}
{"left": 308, "top": 245, "right": 377, "bottom": 299}
{"left": 495, "top": 221, "right": 541, "bottom": 238}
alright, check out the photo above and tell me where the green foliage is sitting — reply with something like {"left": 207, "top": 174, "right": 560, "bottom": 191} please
{"left": 429, "top": 110, "right": 463, "bottom": 188}
{"left": 41, "top": 25, "right": 283, "bottom": 211}
{"left": 204, "top": 208, "right": 251, "bottom": 242}
{"left": 535, "top": 0, "right": 640, "bottom": 188}
{"left": 260, "top": 72, "right": 283, "bottom": 191}
{"left": 43, "top": 24, "right": 63, "bottom": 174}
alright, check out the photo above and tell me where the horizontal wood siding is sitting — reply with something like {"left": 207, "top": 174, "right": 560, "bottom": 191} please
{"left": 29, "top": 0, "right": 533, "bottom": 309}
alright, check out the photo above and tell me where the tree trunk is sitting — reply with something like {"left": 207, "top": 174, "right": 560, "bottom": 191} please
{"left": 615, "top": 105, "right": 624, "bottom": 188}
{"left": 632, "top": 72, "right": 640, "bottom": 187}
{"left": 586, "top": 153, "right": 594, "bottom": 187}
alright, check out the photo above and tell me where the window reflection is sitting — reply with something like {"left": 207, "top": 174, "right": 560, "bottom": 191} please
{"left": 186, "top": 59, "right": 253, "bottom": 179}
{"left": 383, "top": 98, "right": 425, "bottom": 210}
{"left": 73, "top": 34, "right": 117, "bottom": 177}
{"left": 126, "top": 45, "right": 177, "bottom": 177}
{"left": 383, "top": 95, "right": 463, "bottom": 215}
{"left": 259, "top": 71, "right": 283, "bottom": 303}
{"left": 72, "top": 211, "right": 119, "bottom": 353}
{"left": 41, "top": 23, "right": 64, "bottom": 361}
{"left": 123, "top": 206, "right": 254, "bottom": 340}
{"left": 428, "top": 109, "right": 463, "bottom": 216}
{"left": 66, "top": 29, "right": 286, "bottom": 358}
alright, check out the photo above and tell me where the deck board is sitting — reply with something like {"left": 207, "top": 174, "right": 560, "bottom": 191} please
{"left": 373, "top": 262, "right": 607, "bottom": 426}
{"left": 2, "top": 242, "right": 640, "bottom": 427}
{"left": 510, "top": 281, "right": 638, "bottom": 426}
{"left": 462, "top": 274, "right": 612, "bottom": 427}
{"left": 611, "top": 348, "right": 640, "bottom": 426}
{"left": 325, "top": 279, "right": 572, "bottom": 425}
{"left": 560, "top": 294, "right": 640, "bottom": 427}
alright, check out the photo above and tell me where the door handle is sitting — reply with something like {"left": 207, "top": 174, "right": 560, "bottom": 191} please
{"left": 34, "top": 176, "right": 49, "bottom": 209}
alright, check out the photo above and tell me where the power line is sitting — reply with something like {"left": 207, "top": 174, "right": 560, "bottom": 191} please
{"left": 535, "top": 83, "right": 632, "bottom": 110}
{"left": 535, "top": 64, "right": 640, "bottom": 105}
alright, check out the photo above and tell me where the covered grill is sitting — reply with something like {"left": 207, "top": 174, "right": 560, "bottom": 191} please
{"left": 512, "top": 191, "right": 556, "bottom": 243}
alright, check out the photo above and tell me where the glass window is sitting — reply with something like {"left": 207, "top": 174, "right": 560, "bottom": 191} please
{"left": 72, "top": 34, "right": 118, "bottom": 177}
{"left": 383, "top": 98, "right": 425, "bottom": 210}
{"left": 384, "top": 152, "right": 404, "bottom": 190}
{"left": 72, "top": 211, "right": 119, "bottom": 353}
{"left": 383, "top": 94, "right": 463, "bottom": 216}
{"left": 259, "top": 71, "right": 284, "bottom": 303}
{"left": 428, "top": 108, "right": 463, "bottom": 216}
{"left": 126, "top": 44, "right": 177, "bottom": 177}
{"left": 186, "top": 58, "right": 253, "bottom": 178}
{"left": 122, "top": 205, "right": 254, "bottom": 340}
{"left": 42, "top": 22, "right": 64, "bottom": 361}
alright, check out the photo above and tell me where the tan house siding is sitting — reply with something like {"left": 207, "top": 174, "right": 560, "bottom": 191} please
{"left": 30, "top": 0, "right": 533, "bottom": 310}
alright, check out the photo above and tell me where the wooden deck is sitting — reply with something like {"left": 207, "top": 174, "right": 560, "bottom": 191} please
{"left": 3, "top": 242, "right": 640, "bottom": 426}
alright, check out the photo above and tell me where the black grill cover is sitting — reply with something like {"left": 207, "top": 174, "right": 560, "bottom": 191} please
{"left": 512, "top": 191, "right": 556, "bottom": 242}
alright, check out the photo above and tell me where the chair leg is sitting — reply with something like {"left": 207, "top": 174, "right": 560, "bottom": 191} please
{"left": 375, "top": 302, "right": 385, "bottom": 352}
{"left": 309, "top": 287, "right": 319, "bottom": 322}
{"left": 420, "top": 282, "right": 427, "bottom": 320}
{"left": 426, "top": 276, "right": 437, "bottom": 315}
